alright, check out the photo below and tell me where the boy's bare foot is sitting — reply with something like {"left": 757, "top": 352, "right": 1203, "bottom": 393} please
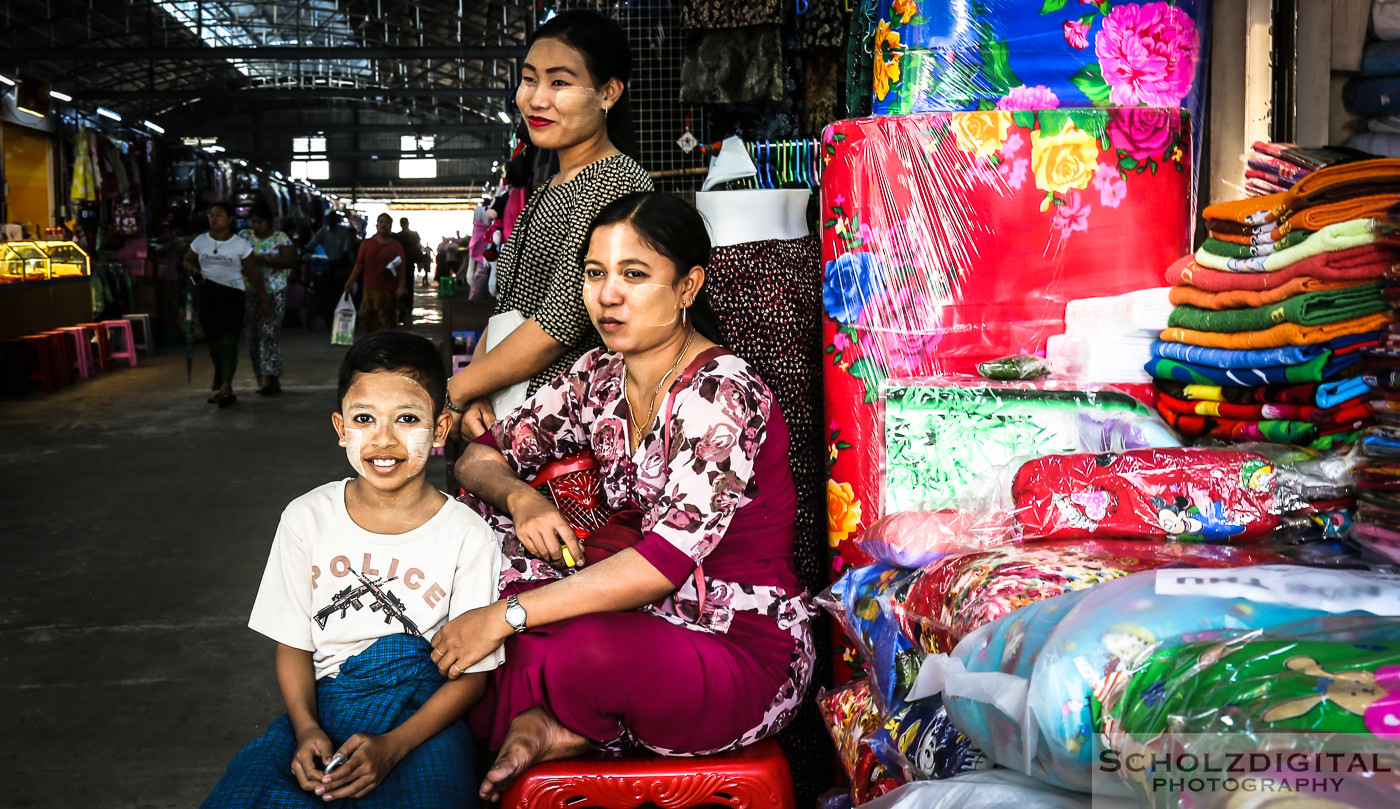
{"left": 480, "top": 707, "right": 590, "bottom": 801}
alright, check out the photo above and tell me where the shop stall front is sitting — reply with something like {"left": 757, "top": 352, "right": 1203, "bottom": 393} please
{"left": 0, "top": 240, "right": 91, "bottom": 340}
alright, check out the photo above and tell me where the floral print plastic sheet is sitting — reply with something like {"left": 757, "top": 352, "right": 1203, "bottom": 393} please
{"left": 822, "top": 108, "right": 1191, "bottom": 583}
{"left": 882, "top": 377, "right": 1178, "bottom": 514}
{"left": 868, "top": 0, "right": 1209, "bottom": 120}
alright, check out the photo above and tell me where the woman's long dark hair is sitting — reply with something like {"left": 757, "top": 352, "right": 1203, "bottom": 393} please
{"left": 529, "top": 10, "right": 637, "bottom": 158}
{"left": 583, "top": 192, "right": 723, "bottom": 345}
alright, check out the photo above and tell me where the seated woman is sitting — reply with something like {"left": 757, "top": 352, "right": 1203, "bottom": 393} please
{"left": 430, "top": 192, "right": 813, "bottom": 800}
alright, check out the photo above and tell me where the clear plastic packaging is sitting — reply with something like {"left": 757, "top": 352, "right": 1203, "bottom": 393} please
{"left": 865, "top": 693, "right": 991, "bottom": 783}
{"left": 853, "top": 509, "right": 1014, "bottom": 570}
{"left": 818, "top": 678, "right": 885, "bottom": 782}
{"left": 1009, "top": 447, "right": 1281, "bottom": 543}
{"left": 817, "top": 564, "right": 923, "bottom": 710}
{"left": 889, "top": 540, "right": 1286, "bottom": 655}
{"left": 883, "top": 377, "right": 1180, "bottom": 515}
{"left": 822, "top": 108, "right": 1193, "bottom": 572}
{"left": 1101, "top": 616, "right": 1400, "bottom": 808}
{"left": 933, "top": 565, "right": 1393, "bottom": 792}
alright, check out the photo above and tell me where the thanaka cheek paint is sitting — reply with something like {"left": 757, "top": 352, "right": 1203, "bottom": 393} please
{"left": 344, "top": 429, "right": 367, "bottom": 477}
{"left": 404, "top": 427, "right": 434, "bottom": 476}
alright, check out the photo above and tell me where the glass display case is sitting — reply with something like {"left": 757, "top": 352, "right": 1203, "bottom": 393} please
{"left": 0, "top": 240, "right": 90, "bottom": 283}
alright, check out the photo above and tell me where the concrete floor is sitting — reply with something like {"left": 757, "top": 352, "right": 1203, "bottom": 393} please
{"left": 1, "top": 287, "right": 449, "bottom": 808}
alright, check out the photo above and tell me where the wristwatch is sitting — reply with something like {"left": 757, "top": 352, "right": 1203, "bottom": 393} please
{"left": 503, "top": 594, "right": 528, "bottom": 634}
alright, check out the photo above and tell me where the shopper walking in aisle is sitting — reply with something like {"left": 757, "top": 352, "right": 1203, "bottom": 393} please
{"left": 395, "top": 216, "right": 425, "bottom": 324}
{"left": 344, "top": 213, "right": 407, "bottom": 333}
{"left": 307, "top": 212, "right": 356, "bottom": 325}
{"left": 433, "top": 193, "right": 811, "bottom": 800}
{"left": 239, "top": 200, "right": 298, "bottom": 396}
{"left": 443, "top": 9, "right": 653, "bottom": 439}
{"left": 184, "top": 201, "right": 267, "bottom": 408}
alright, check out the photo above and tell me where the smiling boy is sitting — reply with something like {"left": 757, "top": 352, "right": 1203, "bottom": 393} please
{"left": 203, "top": 332, "right": 502, "bottom": 808}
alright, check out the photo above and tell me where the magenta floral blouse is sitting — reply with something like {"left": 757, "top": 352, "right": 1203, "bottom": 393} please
{"left": 464, "top": 346, "right": 814, "bottom": 753}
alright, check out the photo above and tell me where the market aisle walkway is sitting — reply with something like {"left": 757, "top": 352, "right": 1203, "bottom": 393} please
{"left": 0, "top": 284, "right": 449, "bottom": 808}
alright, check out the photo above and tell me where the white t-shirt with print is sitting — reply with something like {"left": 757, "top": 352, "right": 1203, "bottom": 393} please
{"left": 249, "top": 480, "right": 505, "bottom": 680}
{"left": 190, "top": 232, "right": 255, "bottom": 290}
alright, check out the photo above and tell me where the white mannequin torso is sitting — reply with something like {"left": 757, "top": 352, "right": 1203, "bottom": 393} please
{"left": 695, "top": 189, "right": 811, "bottom": 247}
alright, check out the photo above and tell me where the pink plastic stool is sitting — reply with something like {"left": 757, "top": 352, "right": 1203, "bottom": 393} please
{"left": 101, "top": 320, "right": 139, "bottom": 368}
{"left": 56, "top": 326, "right": 97, "bottom": 379}
{"left": 122, "top": 313, "right": 155, "bottom": 357}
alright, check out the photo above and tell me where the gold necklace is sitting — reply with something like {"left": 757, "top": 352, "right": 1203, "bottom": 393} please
{"left": 625, "top": 330, "right": 695, "bottom": 438}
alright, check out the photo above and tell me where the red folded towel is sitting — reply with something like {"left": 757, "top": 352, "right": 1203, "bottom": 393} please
{"left": 1165, "top": 245, "right": 1396, "bottom": 291}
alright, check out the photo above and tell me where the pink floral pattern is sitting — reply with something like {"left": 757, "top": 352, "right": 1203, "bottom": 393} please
{"left": 1063, "top": 19, "right": 1091, "bottom": 50}
{"left": 996, "top": 84, "right": 1061, "bottom": 111}
{"left": 1052, "top": 190, "right": 1092, "bottom": 238}
{"left": 1092, "top": 163, "right": 1128, "bottom": 208}
{"left": 1095, "top": 2, "right": 1200, "bottom": 107}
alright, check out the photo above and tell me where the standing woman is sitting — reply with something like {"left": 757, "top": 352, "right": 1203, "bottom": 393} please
{"left": 184, "top": 201, "right": 266, "bottom": 408}
{"left": 444, "top": 9, "right": 653, "bottom": 438}
{"left": 239, "top": 199, "right": 298, "bottom": 396}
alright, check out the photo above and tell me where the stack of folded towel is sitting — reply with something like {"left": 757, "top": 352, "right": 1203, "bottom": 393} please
{"left": 1245, "top": 142, "right": 1373, "bottom": 197}
{"left": 1046, "top": 288, "right": 1174, "bottom": 385}
{"left": 1146, "top": 162, "right": 1400, "bottom": 449}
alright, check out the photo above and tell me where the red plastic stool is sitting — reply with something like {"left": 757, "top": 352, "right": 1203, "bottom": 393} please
{"left": 39, "top": 331, "right": 75, "bottom": 386}
{"left": 20, "top": 333, "right": 63, "bottom": 392}
{"left": 498, "top": 739, "right": 795, "bottom": 809}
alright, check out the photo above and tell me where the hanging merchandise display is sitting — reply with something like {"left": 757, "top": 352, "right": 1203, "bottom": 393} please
{"left": 822, "top": 107, "right": 1193, "bottom": 572}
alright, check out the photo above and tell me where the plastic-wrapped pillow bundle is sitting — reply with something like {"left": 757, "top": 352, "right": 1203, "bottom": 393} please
{"left": 884, "top": 378, "right": 1179, "bottom": 514}
{"left": 853, "top": 509, "right": 1014, "bottom": 570}
{"left": 818, "top": 564, "right": 923, "bottom": 710}
{"left": 1103, "top": 615, "right": 1400, "bottom": 807}
{"left": 890, "top": 540, "right": 1286, "bottom": 655}
{"left": 930, "top": 565, "right": 1385, "bottom": 792}
{"left": 866, "top": 694, "right": 990, "bottom": 783}
{"left": 1010, "top": 447, "right": 1281, "bottom": 542}
{"left": 819, "top": 679, "right": 887, "bottom": 783}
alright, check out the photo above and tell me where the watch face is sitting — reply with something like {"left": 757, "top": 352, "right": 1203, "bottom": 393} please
{"left": 505, "top": 602, "right": 527, "bottom": 631}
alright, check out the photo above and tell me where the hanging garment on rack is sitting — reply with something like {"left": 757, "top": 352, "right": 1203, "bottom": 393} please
{"left": 680, "top": 26, "right": 784, "bottom": 104}
{"left": 798, "top": 0, "right": 846, "bottom": 49}
{"left": 70, "top": 129, "right": 99, "bottom": 203}
{"left": 683, "top": 0, "right": 783, "bottom": 29}
{"left": 804, "top": 50, "right": 843, "bottom": 139}
{"left": 704, "top": 235, "right": 826, "bottom": 594}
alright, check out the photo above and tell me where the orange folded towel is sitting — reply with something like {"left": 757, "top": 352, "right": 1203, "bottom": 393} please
{"left": 1158, "top": 312, "right": 1393, "bottom": 349}
{"left": 1168, "top": 278, "right": 1372, "bottom": 310}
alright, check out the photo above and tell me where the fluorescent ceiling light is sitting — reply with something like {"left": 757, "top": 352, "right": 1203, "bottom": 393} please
{"left": 97, "top": 107, "right": 121, "bottom": 121}
{"left": 0, "top": 74, "right": 14, "bottom": 86}
{"left": 203, "top": 145, "right": 226, "bottom": 153}
{"left": 144, "top": 120, "right": 165, "bottom": 134}
{"left": 496, "top": 111, "right": 511, "bottom": 124}
{"left": 50, "top": 90, "right": 72, "bottom": 102}
{"left": 17, "top": 107, "right": 46, "bottom": 118}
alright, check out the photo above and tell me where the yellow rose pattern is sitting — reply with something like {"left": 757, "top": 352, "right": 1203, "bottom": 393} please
{"left": 950, "top": 111, "right": 1012, "bottom": 159}
{"left": 1030, "top": 123, "right": 1100, "bottom": 210}
{"left": 827, "top": 479, "right": 863, "bottom": 546}
{"left": 892, "top": 0, "right": 919, "bottom": 25}
{"left": 873, "top": 21, "right": 904, "bottom": 102}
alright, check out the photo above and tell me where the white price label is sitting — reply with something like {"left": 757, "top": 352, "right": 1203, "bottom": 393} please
{"left": 1155, "top": 565, "right": 1400, "bottom": 615}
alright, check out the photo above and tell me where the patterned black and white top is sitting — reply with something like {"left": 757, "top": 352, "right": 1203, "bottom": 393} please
{"left": 494, "top": 153, "right": 653, "bottom": 395}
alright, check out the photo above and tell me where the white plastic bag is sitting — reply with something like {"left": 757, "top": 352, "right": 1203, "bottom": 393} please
{"left": 485, "top": 310, "right": 529, "bottom": 417}
{"left": 332, "top": 293, "right": 356, "bottom": 346}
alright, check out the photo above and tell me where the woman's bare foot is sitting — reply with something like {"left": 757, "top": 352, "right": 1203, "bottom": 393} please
{"left": 480, "top": 707, "right": 590, "bottom": 801}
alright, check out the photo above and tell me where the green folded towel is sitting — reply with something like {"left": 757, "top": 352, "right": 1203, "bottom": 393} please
{"left": 1167, "top": 283, "right": 1387, "bottom": 332}
{"left": 1200, "top": 231, "right": 1311, "bottom": 259}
